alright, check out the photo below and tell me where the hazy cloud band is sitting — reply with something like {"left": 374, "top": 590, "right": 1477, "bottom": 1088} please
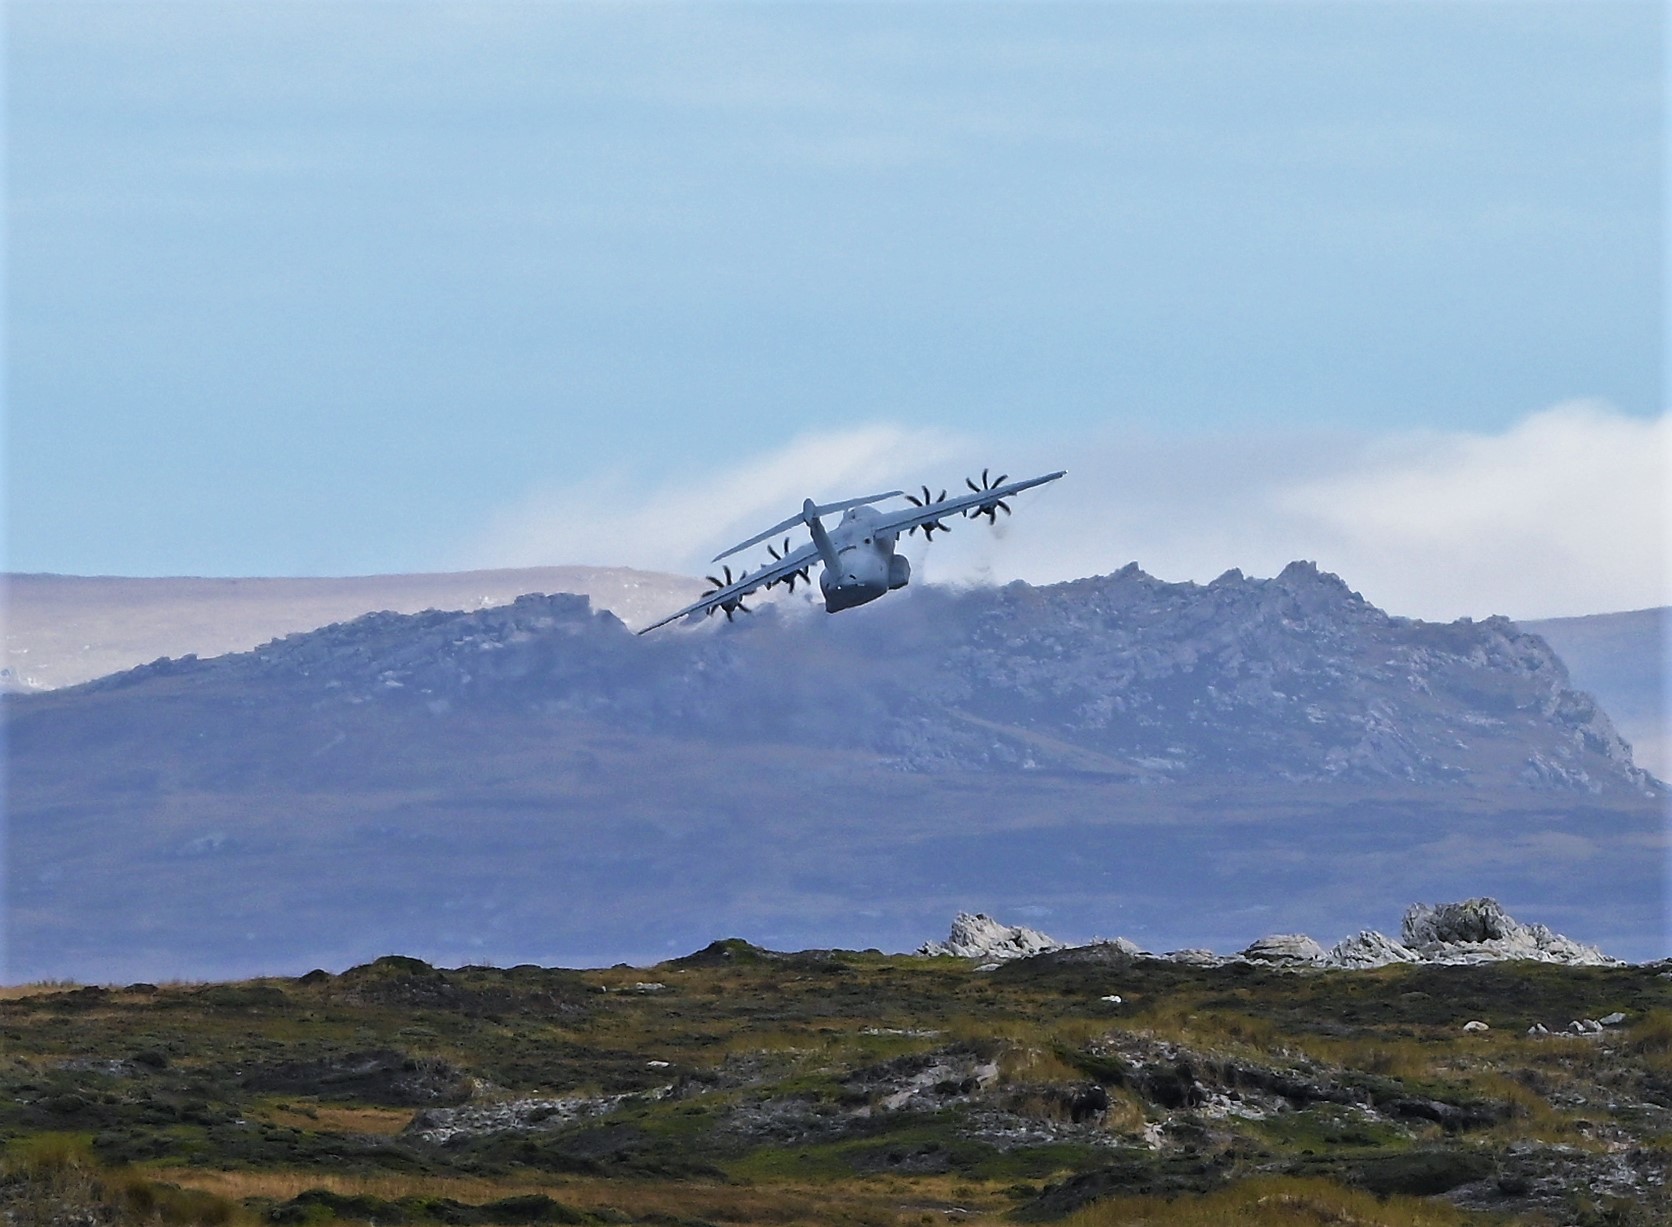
{"left": 461, "top": 402, "right": 1667, "bottom": 622}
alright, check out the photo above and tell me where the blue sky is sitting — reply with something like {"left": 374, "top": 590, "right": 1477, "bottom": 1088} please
{"left": 5, "top": 1, "right": 1665, "bottom": 617}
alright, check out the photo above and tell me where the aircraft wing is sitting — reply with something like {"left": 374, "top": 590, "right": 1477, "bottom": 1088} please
{"left": 635, "top": 540, "right": 821, "bottom": 635}
{"left": 867, "top": 470, "right": 1066, "bottom": 538}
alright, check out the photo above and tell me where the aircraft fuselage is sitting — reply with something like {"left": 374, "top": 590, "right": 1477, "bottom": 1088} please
{"left": 810, "top": 504, "right": 911, "bottom": 613}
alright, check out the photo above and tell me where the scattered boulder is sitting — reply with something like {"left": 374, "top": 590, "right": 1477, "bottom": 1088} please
{"left": 917, "top": 912, "right": 1065, "bottom": 961}
{"left": 1462, "top": 1020, "right": 1490, "bottom": 1032}
{"left": 1240, "top": 934, "right": 1325, "bottom": 966}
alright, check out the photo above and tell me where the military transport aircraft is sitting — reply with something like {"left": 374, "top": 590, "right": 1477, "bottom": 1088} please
{"left": 638, "top": 468, "right": 1066, "bottom": 633}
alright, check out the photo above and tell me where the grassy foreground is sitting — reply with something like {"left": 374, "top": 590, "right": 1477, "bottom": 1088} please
{"left": 3, "top": 944, "right": 1668, "bottom": 1225}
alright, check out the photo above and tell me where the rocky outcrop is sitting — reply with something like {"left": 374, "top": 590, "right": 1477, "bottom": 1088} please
{"left": 917, "top": 912, "right": 1066, "bottom": 961}
{"left": 1240, "top": 934, "right": 1326, "bottom": 966}
{"left": 1325, "top": 930, "right": 1420, "bottom": 969}
{"left": 926, "top": 898, "right": 1618, "bottom": 970}
{"left": 1399, "top": 898, "right": 1616, "bottom": 966}
{"left": 405, "top": 1087, "right": 667, "bottom": 1145}
{"left": 1230, "top": 898, "right": 1617, "bottom": 968}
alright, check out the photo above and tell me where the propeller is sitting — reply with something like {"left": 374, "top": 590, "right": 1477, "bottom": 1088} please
{"left": 964, "top": 468, "right": 1012, "bottom": 523}
{"left": 905, "top": 486, "right": 952, "bottom": 540}
{"left": 701, "top": 565, "right": 752, "bottom": 621}
{"left": 765, "top": 539, "right": 812, "bottom": 593}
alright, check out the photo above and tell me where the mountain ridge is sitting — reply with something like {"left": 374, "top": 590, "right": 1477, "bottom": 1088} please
{"left": 75, "top": 560, "right": 1655, "bottom": 795}
{"left": 7, "top": 562, "right": 1664, "bottom": 982}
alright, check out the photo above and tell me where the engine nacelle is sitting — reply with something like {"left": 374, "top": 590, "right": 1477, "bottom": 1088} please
{"left": 888, "top": 553, "right": 911, "bottom": 590}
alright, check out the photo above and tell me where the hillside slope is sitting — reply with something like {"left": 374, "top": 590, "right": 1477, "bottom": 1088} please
{"left": 0, "top": 567, "right": 706, "bottom": 691}
{"left": 1520, "top": 606, "right": 1667, "bottom": 779}
{"left": 4, "top": 945, "right": 1669, "bottom": 1226}
{"left": 5, "top": 564, "right": 1664, "bottom": 982}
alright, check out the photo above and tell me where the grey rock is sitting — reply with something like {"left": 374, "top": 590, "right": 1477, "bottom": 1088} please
{"left": 917, "top": 912, "right": 1066, "bottom": 961}
{"left": 1241, "top": 934, "right": 1326, "bottom": 966}
{"left": 1087, "top": 936, "right": 1145, "bottom": 956}
{"left": 1324, "top": 930, "right": 1420, "bottom": 969}
{"left": 1401, "top": 898, "right": 1615, "bottom": 966}
{"left": 406, "top": 1086, "right": 668, "bottom": 1145}
{"left": 1163, "top": 948, "right": 1229, "bottom": 967}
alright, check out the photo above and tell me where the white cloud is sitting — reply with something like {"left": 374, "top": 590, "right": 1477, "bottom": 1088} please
{"left": 460, "top": 402, "right": 1668, "bottom": 621}
{"left": 459, "top": 423, "right": 965, "bottom": 575}
{"left": 1270, "top": 401, "right": 1668, "bottom": 620}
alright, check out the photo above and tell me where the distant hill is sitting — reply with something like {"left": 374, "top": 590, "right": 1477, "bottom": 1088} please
{"left": 6, "top": 562, "right": 1663, "bottom": 983}
{"left": 1518, "top": 607, "right": 1667, "bottom": 779}
{"left": 0, "top": 567, "right": 706, "bottom": 691}
{"left": 6, "top": 572, "right": 1661, "bottom": 784}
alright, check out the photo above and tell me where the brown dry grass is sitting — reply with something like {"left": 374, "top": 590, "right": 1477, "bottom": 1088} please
{"left": 5, "top": 1134, "right": 250, "bottom": 1227}
{"left": 153, "top": 1166, "right": 1014, "bottom": 1225}
{"left": 1056, "top": 1174, "right": 1486, "bottom": 1226}
{"left": 0, "top": 979, "right": 207, "bottom": 1001}
{"left": 1626, "top": 1008, "right": 1672, "bottom": 1074}
{"left": 1116, "top": 1003, "right": 1285, "bottom": 1059}
{"left": 255, "top": 1102, "right": 414, "bottom": 1136}
{"left": 0, "top": 981, "right": 83, "bottom": 1000}
{"left": 1293, "top": 1034, "right": 1441, "bottom": 1082}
